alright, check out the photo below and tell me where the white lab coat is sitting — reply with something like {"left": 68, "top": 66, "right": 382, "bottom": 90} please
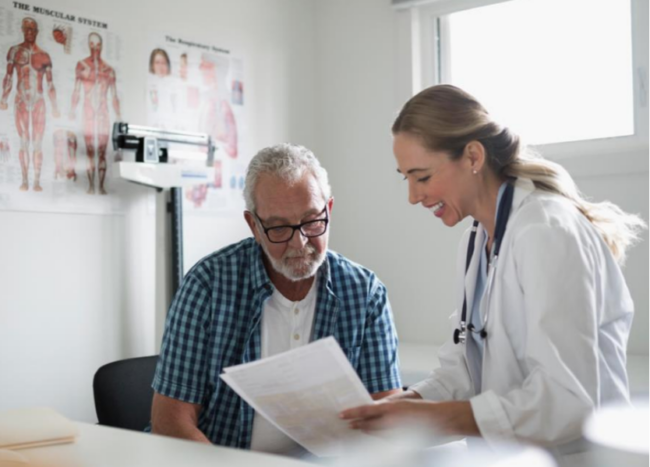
{"left": 411, "top": 178, "right": 633, "bottom": 455}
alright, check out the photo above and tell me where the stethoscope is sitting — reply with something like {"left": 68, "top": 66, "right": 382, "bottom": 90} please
{"left": 453, "top": 179, "right": 516, "bottom": 345}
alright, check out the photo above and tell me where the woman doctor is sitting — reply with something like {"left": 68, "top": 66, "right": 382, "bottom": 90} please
{"left": 340, "top": 85, "right": 645, "bottom": 452}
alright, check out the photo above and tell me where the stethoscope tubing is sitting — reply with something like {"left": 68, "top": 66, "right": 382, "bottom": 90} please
{"left": 453, "top": 179, "right": 515, "bottom": 345}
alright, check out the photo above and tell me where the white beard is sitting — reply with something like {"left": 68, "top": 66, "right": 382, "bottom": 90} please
{"left": 260, "top": 240, "right": 326, "bottom": 282}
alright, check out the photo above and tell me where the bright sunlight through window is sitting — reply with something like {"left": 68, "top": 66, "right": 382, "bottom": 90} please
{"left": 445, "top": 0, "right": 634, "bottom": 146}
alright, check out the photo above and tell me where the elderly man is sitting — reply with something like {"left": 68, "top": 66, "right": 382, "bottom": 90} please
{"left": 150, "top": 143, "right": 401, "bottom": 456}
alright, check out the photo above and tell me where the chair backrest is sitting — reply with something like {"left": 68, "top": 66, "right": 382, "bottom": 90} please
{"left": 93, "top": 355, "right": 159, "bottom": 431}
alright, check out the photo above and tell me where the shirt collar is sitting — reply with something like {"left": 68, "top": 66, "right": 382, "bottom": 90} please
{"left": 316, "top": 253, "right": 333, "bottom": 292}
{"left": 250, "top": 242, "right": 273, "bottom": 292}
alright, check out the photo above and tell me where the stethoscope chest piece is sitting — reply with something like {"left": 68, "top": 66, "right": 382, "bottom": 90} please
{"left": 453, "top": 322, "right": 467, "bottom": 344}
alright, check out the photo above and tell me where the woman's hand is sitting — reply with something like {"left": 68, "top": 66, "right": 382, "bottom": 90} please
{"left": 340, "top": 399, "right": 480, "bottom": 437}
{"left": 383, "top": 389, "right": 423, "bottom": 402}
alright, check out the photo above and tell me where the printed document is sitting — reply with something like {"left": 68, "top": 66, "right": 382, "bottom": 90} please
{"left": 220, "top": 337, "right": 381, "bottom": 457}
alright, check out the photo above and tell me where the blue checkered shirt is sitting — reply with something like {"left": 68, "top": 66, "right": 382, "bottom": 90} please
{"left": 152, "top": 237, "right": 401, "bottom": 449}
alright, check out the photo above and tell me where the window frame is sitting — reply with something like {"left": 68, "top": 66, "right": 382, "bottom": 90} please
{"left": 410, "top": 0, "right": 649, "bottom": 177}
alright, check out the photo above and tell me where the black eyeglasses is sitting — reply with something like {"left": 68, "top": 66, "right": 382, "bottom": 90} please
{"left": 253, "top": 205, "right": 329, "bottom": 243}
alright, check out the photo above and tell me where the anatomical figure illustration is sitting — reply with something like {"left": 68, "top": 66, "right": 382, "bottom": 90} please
{"left": 52, "top": 129, "right": 77, "bottom": 181}
{"left": 52, "top": 25, "right": 72, "bottom": 54}
{"left": 0, "top": 17, "right": 61, "bottom": 192}
{"left": 69, "top": 32, "right": 121, "bottom": 195}
{"left": 0, "top": 136, "right": 10, "bottom": 164}
{"left": 199, "top": 53, "right": 237, "bottom": 159}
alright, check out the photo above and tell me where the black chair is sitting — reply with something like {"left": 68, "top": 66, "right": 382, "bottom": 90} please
{"left": 93, "top": 355, "right": 159, "bottom": 431}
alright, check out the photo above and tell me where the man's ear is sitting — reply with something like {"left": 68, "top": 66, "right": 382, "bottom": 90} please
{"left": 244, "top": 211, "right": 261, "bottom": 244}
{"left": 327, "top": 196, "right": 334, "bottom": 215}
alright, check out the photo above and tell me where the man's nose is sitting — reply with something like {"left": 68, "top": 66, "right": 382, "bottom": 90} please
{"left": 288, "top": 228, "right": 308, "bottom": 248}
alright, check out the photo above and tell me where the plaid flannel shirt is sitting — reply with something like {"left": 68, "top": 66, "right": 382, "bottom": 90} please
{"left": 152, "top": 237, "right": 401, "bottom": 448}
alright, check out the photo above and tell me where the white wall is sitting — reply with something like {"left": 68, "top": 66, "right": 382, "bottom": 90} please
{"left": 313, "top": 0, "right": 649, "bottom": 356}
{"left": 314, "top": 0, "right": 464, "bottom": 350}
{"left": 0, "top": 0, "right": 317, "bottom": 422}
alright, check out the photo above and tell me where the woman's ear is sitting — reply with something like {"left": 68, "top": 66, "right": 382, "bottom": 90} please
{"left": 465, "top": 141, "right": 486, "bottom": 174}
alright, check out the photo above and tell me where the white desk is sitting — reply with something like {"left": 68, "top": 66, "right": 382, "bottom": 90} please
{"left": 20, "top": 423, "right": 315, "bottom": 467}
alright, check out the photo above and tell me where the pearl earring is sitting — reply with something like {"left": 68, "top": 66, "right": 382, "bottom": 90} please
{"left": 472, "top": 170, "right": 478, "bottom": 175}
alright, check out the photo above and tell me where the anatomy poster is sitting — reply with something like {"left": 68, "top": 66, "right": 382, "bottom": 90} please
{"left": 0, "top": 1, "right": 125, "bottom": 214}
{"left": 145, "top": 34, "right": 250, "bottom": 214}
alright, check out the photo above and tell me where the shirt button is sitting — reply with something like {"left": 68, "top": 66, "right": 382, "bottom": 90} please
{"left": 294, "top": 308, "right": 299, "bottom": 315}
{"left": 293, "top": 333, "right": 300, "bottom": 340}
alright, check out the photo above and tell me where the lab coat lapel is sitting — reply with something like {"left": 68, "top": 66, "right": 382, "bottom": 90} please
{"left": 460, "top": 225, "right": 485, "bottom": 394}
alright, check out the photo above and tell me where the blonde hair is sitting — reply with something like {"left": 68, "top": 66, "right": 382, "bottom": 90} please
{"left": 393, "top": 84, "right": 646, "bottom": 264}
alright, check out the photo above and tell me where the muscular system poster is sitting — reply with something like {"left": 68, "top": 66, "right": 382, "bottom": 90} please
{"left": 145, "top": 33, "right": 249, "bottom": 215}
{"left": 0, "top": 1, "right": 124, "bottom": 214}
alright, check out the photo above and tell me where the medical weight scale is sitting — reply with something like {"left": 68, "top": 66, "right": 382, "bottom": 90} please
{"left": 112, "top": 122, "right": 215, "bottom": 345}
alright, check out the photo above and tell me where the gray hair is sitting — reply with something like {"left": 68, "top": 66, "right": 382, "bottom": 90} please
{"left": 244, "top": 143, "right": 331, "bottom": 212}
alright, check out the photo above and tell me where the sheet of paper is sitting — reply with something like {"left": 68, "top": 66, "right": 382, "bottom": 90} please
{"left": 220, "top": 337, "right": 381, "bottom": 457}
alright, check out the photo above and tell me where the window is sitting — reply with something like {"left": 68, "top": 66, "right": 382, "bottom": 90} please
{"left": 444, "top": 0, "right": 633, "bottom": 145}
{"left": 409, "top": 0, "right": 648, "bottom": 160}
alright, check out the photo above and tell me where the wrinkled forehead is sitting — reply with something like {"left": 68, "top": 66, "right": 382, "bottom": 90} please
{"left": 254, "top": 173, "right": 326, "bottom": 219}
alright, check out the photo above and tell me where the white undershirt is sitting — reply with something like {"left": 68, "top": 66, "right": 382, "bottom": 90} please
{"left": 249, "top": 279, "right": 317, "bottom": 456}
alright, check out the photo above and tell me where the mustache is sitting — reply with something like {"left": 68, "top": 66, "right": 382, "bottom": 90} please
{"left": 283, "top": 243, "right": 317, "bottom": 259}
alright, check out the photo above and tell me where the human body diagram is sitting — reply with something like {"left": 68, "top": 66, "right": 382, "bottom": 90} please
{"left": 69, "top": 32, "right": 121, "bottom": 195}
{"left": 0, "top": 17, "right": 60, "bottom": 192}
